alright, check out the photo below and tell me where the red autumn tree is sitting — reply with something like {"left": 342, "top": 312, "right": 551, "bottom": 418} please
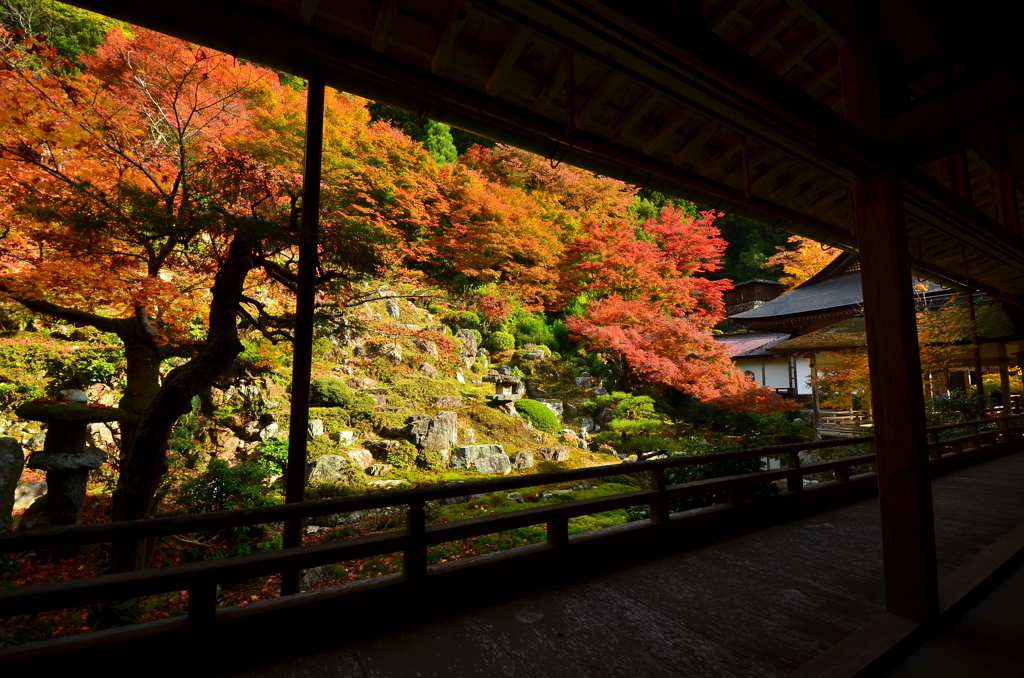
{"left": 565, "top": 207, "right": 755, "bottom": 398}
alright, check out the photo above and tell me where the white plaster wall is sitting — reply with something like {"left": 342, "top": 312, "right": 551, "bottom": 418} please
{"left": 794, "top": 357, "right": 811, "bottom": 395}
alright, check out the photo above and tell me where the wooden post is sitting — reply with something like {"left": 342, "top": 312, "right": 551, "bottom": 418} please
{"left": 281, "top": 73, "right": 326, "bottom": 596}
{"left": 965, "top": 290, "right": 984, "bottom": 398}
{"left": 854, "top": 171, "right": 939, "bottom": 621}
{"left": 999, "top": 343, "right": 1012, "bottom": 413}
{"left": 810, "top": 353, "right": 821, "bottom": 441}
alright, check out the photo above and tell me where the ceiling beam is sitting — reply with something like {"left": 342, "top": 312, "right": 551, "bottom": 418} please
{"left": 785, "top": 0, "right": 863, "bottom": 46}
{"left": 431, "top": 0, "right": 468, "bottom": 75}
{"left": 486, "top": 25, "right": 531, "bottom": 96}
{"left": 371, "top": 0, "right": 399, "bottom": 53}
{"left": 883, "top": 63, "right": 1024, "bottom": 166}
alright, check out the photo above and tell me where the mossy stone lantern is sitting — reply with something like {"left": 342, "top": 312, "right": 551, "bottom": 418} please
{"left": 14, "top": 398, "right": 129, "bottom": 526}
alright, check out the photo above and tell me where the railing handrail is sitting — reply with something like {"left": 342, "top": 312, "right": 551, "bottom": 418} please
{"left": 927, "top": 414, "right": 1016, "bottom": 433}
{"left": 0, "top": 435, "right": 874, "bottom": 553}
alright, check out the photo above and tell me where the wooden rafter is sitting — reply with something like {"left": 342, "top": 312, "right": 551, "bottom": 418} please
{"left": 576, "top": 71, "right": 623, "bottom": 127}
{"left": 642, "top": 105, "right": 689, "bottom": 155}
{"left": 486, "top": 25, "right": 530, "bottom": 96}
{"left": 431, "top": 0, "right": 468, "bottom": 76}
{"left": 672, "top": 120, "right": 718, "bottom": 165}
{"left": 531, "top": 50, "right": 569, "bottom": 112}
{"left": 611, "top": 89, "right": 657, "bottom": 140}
{"left": 371, "top": 0, "right": 399, "bottom": 53}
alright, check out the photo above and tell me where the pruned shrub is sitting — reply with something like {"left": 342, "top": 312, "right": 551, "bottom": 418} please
{"left": 310, "top": 377, "right": 353, "bottom": 407}
{"left": 486, "top": 331, "right": 515, "bottom": 352}
{"left": 516, "top": 398, "right": 560, "bottom": 433}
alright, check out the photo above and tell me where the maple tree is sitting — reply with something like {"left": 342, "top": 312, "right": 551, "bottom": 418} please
{"left": 765, "top": 235, "right": 840, "bottom": 288}
{"left": 0, "top": 27, "right": 442, "bottom": 548}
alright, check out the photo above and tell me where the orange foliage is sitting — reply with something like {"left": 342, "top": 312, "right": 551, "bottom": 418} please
{"left": 710, "top": 385, "right": 801, "bottom": 414}
{"left": 765, "top": 235, "right": 840, "bottom": 289}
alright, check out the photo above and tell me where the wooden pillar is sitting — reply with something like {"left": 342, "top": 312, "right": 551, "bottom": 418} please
{"left": 999, "top": 343, "right": 1012, "bottom": 412}
{"left": 854, "top": 171, "right": 939, "bottom": 621}
{"left": 810, "top": 353, "right": 821, "bottom": 441}
{"left": 965, "top": 290, "right": 984, "bottom": 398}
{"left": 281, "top": 73, "right": 326, "bottom": 596}
{"left": 993, "top": 168, "right": 1020, "bottom": 236}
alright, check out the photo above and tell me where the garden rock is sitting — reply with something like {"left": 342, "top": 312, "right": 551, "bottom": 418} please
{"left": 306, "top": 455, "right": 356, "bottom": 484}
{"left": 87, "top": 422, "right": 116, "bottom": 449}
{"left": 307, "top": 419, "right": 325, "bottom": 439}
{"left": 346, "top": 377, "right": 377, "bottom": 389}
{"left": 416, "top": 339, "right": 439, "bottom": 358}
{"left": 434, "top": 396, "right": 463, "bottom": 409}
{"left": 346, "top": 448, "right": 374, "bottom": 469}
{"left": 510, "top": 450, "right": 534, "bottom": 469}
{"left": 57, "top": 389, "right": 88, "bottom": 403}
{"left": 367, "top": 479, "right": 406, "bottom": 489}
{"left": 580, "top": 417, "right": 598, "bottom": 433}
{"left": 259, "top": 423, "right": 280, "bottom": 441}
{"left": 0, "top": 437, "right": 25, "bottom": 532}
{"left": 363, "top": 439, "right": 402, "bottom": 459}
{"left": 451, "top": 444, "right": 506, "bottom": 469}
{"left": 300, "top": 564, "right": 336, "bottom": 590}
{"left": 474, "top": 453, "right": 511, "bottom": 475}
{"left": 455, "top": 371, "right": 465, "bottom": 384}
{"left": 592, "top": 387, "right": 608, "bottom": 396}
{"left": 330, "top": 430, "right": 355, "bottom": 445}
{"left": 13, "top": 481, "right": 46, "bottom": 511}
{"left": 385, "top": 297, "right": 401, "bottom": 319}
{"left": 376, "top": 343, "right": 402, "bottom": 363}
{"left": 462, "top": 428, "right": 476, "bottom": 444}
{"left": 537, "top": 446, "right": 571, "bottom": 462}
{"left": 366, "top": 463, "right": 395, "bottom": 477}
{"left": 399, "top": 412, "right": 458, "bottom": 453}
{"left": 456, "top": 329, "right": 478, "bottom": 359}
{"left": 507, "top": 492, "right": 524, "bottom": 503}
{"left": 524, "top": 349, "right": 546, "bottom": 360}
{"left": 537, "top": 400, "right": 563, "bottom": 417}
{"left": 560, "top": 429, "right": 584, "bottom": 449}
{"left": 27, "top": 432, "right": 46, "bottom": 451}
{"left": 574, "top": 372, "right": 594, "bottom": 388}
{"left": 596, "top": 407, "right": 615, "bottom": 427}
{"left": 420, "top": 362, "right": 438, "bottom": 378}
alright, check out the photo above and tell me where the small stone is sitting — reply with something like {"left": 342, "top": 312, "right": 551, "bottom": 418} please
{"left": 346, "top": 377, "right": 377, "bottom": 389}
{"left": 596, "top": 407, "right": 615, "bottom": 427}
{"left": 455, "top": 371, "right": 465, "bottom": 384}
{"left": 300, "top": 564, "right": 337, "bottom": 590}
{"left": 574, "top": 374, "right": 593, "bottom": 388}
{"left": 416, "top": 339, "right": 439, "bottom": 359}
{"left": 524, "top": 349, "right": 546, "bottom": 360}
{"left": 456, "top": 328, "right": 478, "bottom": 358}
{"left": 580, "top": 417, "right": 598, "bottom": 433}
{"left": 510, "top": 450, "right": 534, "bottom": 469}
{"left": 507, "top": 492, "right": 524, "bottom": 503}
{"left": 420, "top": 363, "right": 439, "bottom": 378}
{"left": 592, "top": 387, "right": 608, "bottom": 396}
{"left": 385, "top": 297, "right": 401, "bottom": 319}
{"left": 26, "top": 432, "right": 46, "bottom": 451}
{"left": 366, "top": 463, "right": 395, "bottom": 477}
{"left": 434, "top": 395, "right": 463, "bottom": 409}
{"left": 462, "top": 428, "right": 476, "bottom": 444}
{"left": 259, "top": 422, "right": 280, "bottom": 441}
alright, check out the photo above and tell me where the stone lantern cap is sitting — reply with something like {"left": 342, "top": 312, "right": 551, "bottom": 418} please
{"left": 15, "top": 400, "right": 129, "bottom": 425}
{"left": 28, "top": 449, "right": 106, "bottom": 472}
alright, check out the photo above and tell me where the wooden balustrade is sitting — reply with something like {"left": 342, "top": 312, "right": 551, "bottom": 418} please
{"left": 1, "top": 415, "right": 1022, "bottom": 657}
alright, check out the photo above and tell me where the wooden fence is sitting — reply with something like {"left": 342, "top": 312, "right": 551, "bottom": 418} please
{"left": 2, "top": 415, "right": 1022, "bottom": 662}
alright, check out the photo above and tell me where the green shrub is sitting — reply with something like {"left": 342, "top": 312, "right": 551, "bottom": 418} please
{"left": 486, "top": 331, "right": 515, "bottom": 352}
{"left": 253, "top": 438, "right": 290, "bottom": 475}
{"left": 385, "top": 440, "right": 419, "bottom": 469}
{"left": 926, "top": 391, "right": 987, "bottom": 427}
{"left": 504, "top": 311, "right": 558, "bottom": 350}
{"left": 445, "top": 310, "right": 480, "bottom": 331}
{"left": 310, "top": 377, "right": 353, "bottom": 407}
{"left": 516, "top": 399, "right": 560, "bottom": 433}
{"left": 612, "top": 395, "right": 657, "bottom": 421}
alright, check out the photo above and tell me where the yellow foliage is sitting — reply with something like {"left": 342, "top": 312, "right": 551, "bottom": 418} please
{"left": 764, "top": 235, "right": 840, "bottom": 289}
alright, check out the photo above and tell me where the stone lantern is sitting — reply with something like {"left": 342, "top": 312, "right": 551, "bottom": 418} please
{"left": 14, "top": 394, "right": 128, "bottom": 526}
{"left": 483, "top": 366, "right": 525, "bottom": 416}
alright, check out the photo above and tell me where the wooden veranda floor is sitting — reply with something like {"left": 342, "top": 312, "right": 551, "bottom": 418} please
{"left": 216, "top": 450, "right": 1024, "bottom": 678}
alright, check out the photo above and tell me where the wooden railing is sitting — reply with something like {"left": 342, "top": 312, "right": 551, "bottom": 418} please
{"left": 817, "top": 410, "right": 873, "bottom": 438}
{"left": 2, "top": 415, "right": 1023, "bottom": 659}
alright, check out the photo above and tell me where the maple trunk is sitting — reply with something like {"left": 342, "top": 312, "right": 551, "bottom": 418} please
{"left": 110, "top": 230, "right": 258, "bottom": 571}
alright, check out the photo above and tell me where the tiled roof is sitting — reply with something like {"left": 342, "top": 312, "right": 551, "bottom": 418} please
{"left": 714, "top": 331, "right": 792, "bottom": 358}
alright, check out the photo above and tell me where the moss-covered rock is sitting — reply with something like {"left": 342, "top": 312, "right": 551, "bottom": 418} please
{"left": 14, "top": 400, "right": 128, "bottom": 424}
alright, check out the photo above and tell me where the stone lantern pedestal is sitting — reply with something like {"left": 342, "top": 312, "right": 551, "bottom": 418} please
{"left": 14, "top": 399, "right": 128, "bottom": 526}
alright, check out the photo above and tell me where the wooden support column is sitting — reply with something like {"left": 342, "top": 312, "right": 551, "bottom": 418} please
{"left": 281, "top": 73, "right": 326, "bottom": 596}
{"left": 854, "top": 171, "right": 939, "bottom": 621}
{"left": 998, "top": 343, "right": 1011, "bottom": 411}
{"left": 965, "top": 290, "right": 984, "bottom": 398}
{"left": 809, "top": 353, "right": 821, "bottom": 441}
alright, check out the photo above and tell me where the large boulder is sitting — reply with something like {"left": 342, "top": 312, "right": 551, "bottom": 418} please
{"left": 346, "top": 448, "right": 374, "bottom": 469}
{"left": 386, "top": 412, "right": 459, "bottom": 453}
{"left": 364, "top": 439, "right": 403, "bottom": 459}
{"left": 0, "top": 437, "right": 25, "bottom": 532}
{"left": 452, "top": 444, "right": 510, "bottom": 474}
{"left": 306, "top": 455, "right": 357, "bottom": 484}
